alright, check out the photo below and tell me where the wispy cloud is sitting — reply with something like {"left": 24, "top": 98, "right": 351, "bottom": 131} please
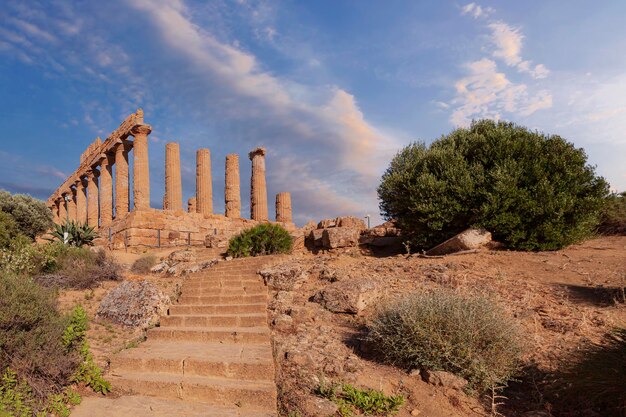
{"left": 488, "top": 22, "right": 549, "bottom": 79}
{"left": 461, "top": 3, "right": 494, "bottom": 19}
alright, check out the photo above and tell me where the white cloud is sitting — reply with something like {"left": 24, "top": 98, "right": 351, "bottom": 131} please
{"left": 450, "top": 58, "right": 552, "bottom": 126}
{"left": 461, "top": 3, "right": 494, "bottom": 19}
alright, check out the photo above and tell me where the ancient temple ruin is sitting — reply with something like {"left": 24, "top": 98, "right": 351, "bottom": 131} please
{"left": 46, "top": 109, "right": 294, "bottom": 248}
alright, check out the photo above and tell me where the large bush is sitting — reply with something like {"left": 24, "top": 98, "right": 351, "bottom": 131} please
{"left": 0, "top": 190, "right": 53, "bottom": 239}
{"left": 378, "top": 120, "right": 609, "bottom": 251}
{"left": 227, "top": 223, "right": 293, "bottom": 258}
{"left": 367, "top": 291, "right": 522, "bottom": 392}
{"left": 598, "top": 192, "right": 626, "bottom": 235}
{"left": 0, "top": 211, "right": 22, "bottom": 249}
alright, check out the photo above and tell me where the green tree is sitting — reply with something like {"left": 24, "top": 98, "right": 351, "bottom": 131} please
{"left": 0, "top": 191, "right": 53, "bottom": 239}
{"left": 378, "top": 120, "right": 609, "bottom": 251}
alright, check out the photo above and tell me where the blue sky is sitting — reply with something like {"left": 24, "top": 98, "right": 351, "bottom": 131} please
{"left": 0, "top": 1, "right": 625, "bottom": 225}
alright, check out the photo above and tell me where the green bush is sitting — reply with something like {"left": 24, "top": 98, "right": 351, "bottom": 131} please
{"left": 378, "top": 120, "right": 609, "bottom": 251}
{"left": 367, "top": 291, "right": 522, "bottom": 392}
{"left": 0, "top": 190, "right": 53, "bottom": 240}
{"left": 598, "top": 192, "right": 626, "bottom": 235}
{"left": 131, "top": 255, "right": 157, "bottom": 274}
{"left": 0, "top": 273, "right": 79, "bottom": 403}
{"left": 47, "top": 221, "right": 98, "bottom": 247}
{"left": 0, "top": 211, "right": 22, "bottom": 249}
{"left": 227, "top": 223, "right": 293, "bottom": 258}
{"left": 317, "top": 381, "right": 404, "bottom": 416}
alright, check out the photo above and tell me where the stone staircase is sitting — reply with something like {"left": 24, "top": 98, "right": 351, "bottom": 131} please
{"left": 72, "top": 256, "right": 278, "bottom": 417}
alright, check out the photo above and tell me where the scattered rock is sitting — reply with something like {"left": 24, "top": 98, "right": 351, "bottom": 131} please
{"left": 285, "top": 350, "right": 313, "bottom": 367}
{"left": 205, "top": 235, "right": 227, "bottom": 248}
{"left": 166, "top": 263, "right": 188, "bottom": 276}
{"left": 411, "top": 409, "right": 422, "bottom": 416}
{"left": 260, "top": 264, "right": 308, "bottom": 291}
{"left": 335, "top": 216, "right": 367, "bottom": 230}
{"left": 269, "top": 290, "right": 293, "bottom": 313}
{"left": 322, "top": 227, "right": 361, "bottom": 249}
{"left": 314, "top": 279, "right": 380, "bottom": 314}
{"left": 426, "top": 228, "right": 492, "bottom": 256}
{"left": 421, "top": 370, "right": 468, "bottom": 390}
{"left": 299, "top": 397, "right": 339, "bottom": 417}
{"left": 167, "top": 249, "right": 196, "bottom": 263}
{"left": 308, "top": 229, "right": 325, "bottom": 247}
{"left": 317, "top": 218, "right": 337, "bottom": 229}
{"left": 150, "top": 262, "right": 169, "bottom": 273}
{"left": 96, "top": 280, "right": 169, "bottom": 328}
{"left": 224, "top": 256, "right": 233, "bottom": 261}
{"left": 273, "top": 314, "right": 294, "bottom": 331}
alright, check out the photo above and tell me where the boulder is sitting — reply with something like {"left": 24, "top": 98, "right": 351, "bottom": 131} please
{"left": 150, "top": 262, "right": 169, "bottom": 273}
{"left": 317, "top": 218, "right": 337, "bottom": 229}
{"left": 272, "top": 314, "right": 294, "bottom": 331}
{"left": 167, "top": 249, "right": 196, "bottom": 263}
{"left": 321, "top": 227, "right": 360, "bottom": 249}
{"left": 314, "top": 279, "right": 380, "bottom": 314}
{"left": 259, "top": 264, "right": 308, "bottom": 291}
{"left": 426, "top": 228, "right": 492, "bottom": 256}
{"left": 359, "top": 236, "right": 403, "bottom": 247}
{"left": 96, "top": 280, "right": 169, "bottom": 328}
{"left": 308, "top": 229, "right": 325, "bottom": 247}
{"left": 421, "top": 370, "right": 468, "bottom": 390}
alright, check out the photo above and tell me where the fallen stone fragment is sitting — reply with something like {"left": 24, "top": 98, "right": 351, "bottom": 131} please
{"left": 167, "top": 249, "right": 196, "bottom": 263}
{"left": 314, "top": 279, "right": 380, "bottom": 314}
{"left": 150, "top": 262, "right": 169, "bottom": 273}
{"left": 426, "top": 228, "right": 492, "bottom": 256}
{"left": 321, "top": 227, "right": 361, "bottom": 249}
{"left": 259, "top": 264, "right": 308, "bottom": 291}
{"left": 96, "top": 280, "right": 169, "bottom": 328}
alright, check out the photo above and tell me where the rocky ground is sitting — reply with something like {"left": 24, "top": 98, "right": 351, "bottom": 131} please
{"left": 57, "top": 236, "right": 625, "bottom": 416}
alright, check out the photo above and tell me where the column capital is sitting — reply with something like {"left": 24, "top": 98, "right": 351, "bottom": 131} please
{"left": 248, "top": 147, "right": 266, "bottom": 160}
{"left": 131, "top": 124, "right": 152, "bottom": 136}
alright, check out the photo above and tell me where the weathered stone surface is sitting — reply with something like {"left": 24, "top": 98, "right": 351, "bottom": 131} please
{"left": 204, "top": 234, "right": 228, "bottom": 249}
{"left": 275, "top": 192, "right": 292, "bottom": 223}
{"left": 96, "top": 280, "right": 169, "bottom": 328}
{"left": 426, "top": 228, "right": 492, "bottom": 256}
{"left": 249, "top": 147, "right": 268, "bottom": 221}
{"left": 313, "top": 279, "right": 380, "bottom": 314}
{"left": 75, "top": 179, "right": 87, "bottom": 224}
{"left": 224, "top": 154, "right": 241, "bottom": 218}
{"left": 115, "top": 143, "right": 130, "bottom": 218}
{"left": 321, "top": 227, "right": 361, "bottom": 249}
{"left": 164, "top": 142, "right": 182, "bottom": 211}
{"left": 317, "top": 218, "right": 336, "bottom": 229}
{"left": 359, "top": 236, "right": 403, "bottom": 247}
{"left": 67, "top": 189, "right": 77, "bottom": 222}
{"left": 187, "top": 197, "right": 196, "bottom": 213}
{"left": 168, "top": 249, "right": 196, "bottom": 263}
{"left": 99, "top": 154, "right": 114, "bottom": 227}
{"left": 272, "top": 314, "right": 293, "bottom": 331}
{"left": 196, "top": 148, "right": 212, "bottom": 215}
{"left": 260, "top": 264, "right": 308, "bottom": 291}
{"left": 308, "top": 229, "right": 325, "bottom": 247}
{"left": 421, "top": 369, "right": 468, "bottom": 390}
{"left": 335, "top": 216, "right": 366, "bottom": 230}
{"left": 87, "top": 170, "right": 99, "bottom": 229}
{"left": 132, "top": 124, "right": 152, "bottom": 211}
{"left": 150, "top": 262, "right": 168, "bottom": 273}
{"left": 299, "top": 397, "right": 339, "bottom": 416}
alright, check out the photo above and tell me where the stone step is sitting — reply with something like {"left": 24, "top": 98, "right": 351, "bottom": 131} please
{"left": 70, "top": 396, "right": 276, "bottom": 417}
{"left": 179, "top": 294, "right": 267, "bottom": 304}
{"left": 160, "top": 314, "right": 267, "bottom": 328}
{"left": 180, "top": 286, "right": 266, "bottom": 296}
{"left": 111, "top": 342, "right": 274, "bottom": 380}
{"left": 148, "top": 326, "right": 271, "bottom": 344}
{"left": 169, "top": 303, "right": 267, "bottom": 315}
{"left": 109, "top": 371, "right": 277, "bottom": 409}
{"left": 183, "top": 280, "right": 264, "bottom": 288}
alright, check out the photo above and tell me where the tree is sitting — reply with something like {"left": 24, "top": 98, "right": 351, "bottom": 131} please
{"left": 378, "top": 120, "right": 609, "bottom": 251}
{"left": 0, "top": 190, "right": 53, "bottom": 239}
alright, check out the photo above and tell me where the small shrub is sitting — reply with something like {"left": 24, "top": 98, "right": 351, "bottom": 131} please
{"left": 0, "top": 190, "right": 53, "bottom": 239}
{"left": 227, "top": 223, "right": 293, "bottom": 258}
{"left": 558, "top": 328, "right": 626, "bottom": 415}
{"left": 47, "top": 221, "right": 98, "bottom": 247}
{"left": 378, "top": 120, "right": 609, "bottom": 251}
{"left": 598, "top": 192, "right": 626, "bottom": 235}
{"left": 131, "top": 255, "right": 157, "bottom": 274}
{"left": 316, "top": 380, "right": 404, "bottom": 416}
{"left": 0, "top": 211, "right": 22, "bottom": 249}
{"left": 35, "top": 247, "right": 121, "bottom": 289}
{"left": 367, "top": 291, "right": 522, "bottom": 392}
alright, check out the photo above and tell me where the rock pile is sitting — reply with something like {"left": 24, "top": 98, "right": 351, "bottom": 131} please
{"left": 96, "top": 280, "right": 169, "bottom": 328}
{"left": 150, "top": 249, "right": 218, "bottom": 276}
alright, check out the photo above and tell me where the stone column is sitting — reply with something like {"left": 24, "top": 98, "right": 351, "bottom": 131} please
{"left": 188, "top": 197, "right": 196, "bottom": 213}
{"left": 60, "top": 193, "right": 69, "bottom": 223}
{"left": 67, "top": 188, "right": 77, "bottom": 222}
{"left": 225, "top": 154, "right": 241, "bottom": 218}
{"left": 275, "top": 192, "right": 292, "bottom": 223}
{"left": 165, "top": 142, "right": 182, "bottom": 211}
{"left": 249, "top": 147, "right": 268, "bottom": 221}
{"left": 196, "top": 148, "right": 212, "bottom": 215}
{"left": 75, "top": 178, "right": 88, "bottom": 224}
{"left": 87, "top": 170, "right": 99, "bottom": 229}
{"left": 99, "top": 154, "right": 113, "bottom": 227}
{"left": 53, "top": 199, "right": 61, "bottom": 224}
{"left": 132, "top": 124, "right": 152, "bottom": 211}
{"left": 115, "top": 142, "right": 130, "bottom": 218}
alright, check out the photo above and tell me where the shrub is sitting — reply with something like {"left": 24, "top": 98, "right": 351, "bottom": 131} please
{"left": 131, "top": 255, "right": 157, "bottom": 274}
{"left": 47, "top": 221, "right": 98, "bottom": 247}
{"left": 378, "top": 120, "right": 609, "bottom": 251}
{"left": 35, "top": 247, "right": 121, "bottom": 289}
{"left": 317, "top": 381, "right": 404, "bottom": 416}
{"left": 558, "top": 328, "right": 626, "bottom": 415}
{"left": 0, "top": 273, "right": 79, "bottom": 403}
{"left": 598, "top": 192, "right": 626, "bottom": 235}
{"left": 0, "top": 190, "right": 53, "bottom": 239}
{"left": 227, "top": 223, "right": 293, "bottom": 258}
{"left": 367, "top": 291, "right": 522, "bottom": 392}
{"left": 0, "top": 211, "right": 22, "bottom": 249}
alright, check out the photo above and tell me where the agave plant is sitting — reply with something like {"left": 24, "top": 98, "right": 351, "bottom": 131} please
{"left": 47, "top": 221, "right": 98, "bottom": 247}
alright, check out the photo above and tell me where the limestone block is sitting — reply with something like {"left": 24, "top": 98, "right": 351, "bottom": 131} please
{"left": 335, "top": 216, "right": 366, "bottom": 230}
{"left": 313, "top": 279, "right": 380, "bottom": 314}
{"left": 308, "top": 229, "right": 325, "bottom": 247}
{"left": 317, "top": 218, "right": 336, "bottom": 229}
{"left": 321, "top": 227, "right": 361, "bottom": 249}
{"left": 426, "top": 228, "right": 492, "bottom": 256}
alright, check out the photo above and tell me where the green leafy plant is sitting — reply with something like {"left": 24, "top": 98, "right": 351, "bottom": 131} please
{"left": 378, "top": 119, "right": 609, "bottom": 251}
{"left": 598, "top": 192, "right": 626, "bottom": 235}
{"left": 227, "top": 223, "right": 293, "bottom": 258}
{"left": 0, "top": 190, "right": 53, "bottom": 240}
{"left": 47, "top": 221, "right": 98, "bottom": 247}
{"left": 367, "top": 291, "right": 522, "bottom": 392}
{"left": 316, "top": 380, "right": 404, "bottom": 416}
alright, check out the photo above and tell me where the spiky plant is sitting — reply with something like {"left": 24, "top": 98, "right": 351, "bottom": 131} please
{"left": 46, "top": 221, "right": 98, "bottom": 247}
